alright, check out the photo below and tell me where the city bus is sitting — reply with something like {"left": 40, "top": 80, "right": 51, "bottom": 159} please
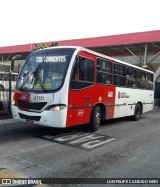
{"left": 11, "top": 46, "right": 154, "bottom": 131}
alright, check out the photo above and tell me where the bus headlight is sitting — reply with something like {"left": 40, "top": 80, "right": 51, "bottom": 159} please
{"left": 50, "top": 104, "right": 66, "bottom": 111}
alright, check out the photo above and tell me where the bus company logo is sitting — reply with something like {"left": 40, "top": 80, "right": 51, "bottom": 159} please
{"left": 78, "top": 110, "right": 84, "bottom": 116}
{"left": 118, "top": 91, "right": 130, "bottom": 99}
{"left": 22, "top": 93, "right": 27, "bottom": 100}
{"left": 108, "top": 91, "right": 113, "bottom": 97}
{"left": 2, "top": 179, "right": 11, "bottom": 185}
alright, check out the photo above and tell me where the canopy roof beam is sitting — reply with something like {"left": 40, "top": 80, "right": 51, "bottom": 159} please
{"left": 125, "top": 47, "right": 143, "bottom": 64}
{"left": 146, "top": 51, "right": 160, "bottom": 65}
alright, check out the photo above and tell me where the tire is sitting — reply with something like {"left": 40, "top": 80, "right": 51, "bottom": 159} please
{"left": 132, "top": 103, "right": 142, "bottom": 121}
{"left": 89, "top": 106, "right": 101, "bottom": 131}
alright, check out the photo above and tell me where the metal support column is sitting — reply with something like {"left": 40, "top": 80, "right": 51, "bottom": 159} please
{"left": 144, "top": 43, "right": 148, "bottom": 64}
{"left": 8, "top": 67, "right": 11, "bottom": 113}
{"left": 141, "top": 43, "right": 149, "bottom": 69}
{"left": 1, "top": 54, "right": 3, "bottom": 62}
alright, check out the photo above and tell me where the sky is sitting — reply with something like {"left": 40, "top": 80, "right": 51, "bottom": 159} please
{"left": 0, "top": 0, "right": 160, "bottom": 47}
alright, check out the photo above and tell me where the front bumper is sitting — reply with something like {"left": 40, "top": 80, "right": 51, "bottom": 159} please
{"left": 11, "top": 105, "right": 67, "bottom": 128}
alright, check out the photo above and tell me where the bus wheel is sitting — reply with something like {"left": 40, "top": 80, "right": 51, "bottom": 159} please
{"left": 89, "top": 106, "right": 101, "bottom": 131}
{"left": 132, "top": 104, "right": 142, "bottom": 121}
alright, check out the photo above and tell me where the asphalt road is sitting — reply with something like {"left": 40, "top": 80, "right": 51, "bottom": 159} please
{"left": 0, "top": 108, "right": 160, "bottom": 186}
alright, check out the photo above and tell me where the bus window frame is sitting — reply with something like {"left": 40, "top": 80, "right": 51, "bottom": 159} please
{"left": 113, "top": 62, "right": 126, "bottom": 87}
{"left": 96, "top": 57, "right": 113, "bottom": 85}
{"left": 70, "top": 55, "right": 94, "bottom": 90}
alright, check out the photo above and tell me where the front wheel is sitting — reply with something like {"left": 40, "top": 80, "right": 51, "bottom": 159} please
{"left": 89, "top": 106, "right": 101, "bottom": 131}
{"left": 132, "top": 103, "right": 142, "bottom": 121}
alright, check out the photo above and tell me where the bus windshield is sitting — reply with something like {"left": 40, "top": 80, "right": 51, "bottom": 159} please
{"left": 16, "top": 48, "right": 75, "bottom": 92}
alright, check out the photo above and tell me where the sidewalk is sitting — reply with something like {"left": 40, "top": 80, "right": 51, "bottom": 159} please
{"left": 0, "top": 115, "right": 12, "bottom": 120}
{"left": 0, "top": 118, "right": 19, "bottom": 124}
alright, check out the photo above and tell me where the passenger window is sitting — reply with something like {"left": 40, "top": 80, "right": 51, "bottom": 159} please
{"left": 146, "top": 73, "right": 153, "bottom": 90}
{"left": 113, "top": 63, "right": 126, "bottom": 87}
{"left": 126, "top": 67, "right": 136, "bottom": 88}
{"left": 96, "top": 58, "right": 112, "bottom": 85}
{"left": 137, "top": 70, "right": 146, "bottom": 89}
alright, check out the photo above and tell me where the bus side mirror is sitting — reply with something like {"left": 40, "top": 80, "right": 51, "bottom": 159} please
{"left": 0, "top": 84, "right": 5, "bottom": 91}
{"left": 11, "top": 60, "right": 14, "bottom": 72}
{"left": 11, "top": 59, "right": 21, "bottom": 73}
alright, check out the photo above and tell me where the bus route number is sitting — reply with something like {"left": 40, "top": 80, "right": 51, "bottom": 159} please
{"left": 34, "top": 96, "right": 44, "bottom": 101}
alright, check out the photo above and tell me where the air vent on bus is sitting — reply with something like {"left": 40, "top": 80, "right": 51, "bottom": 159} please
{"left": 19, "top": 113, "right": 41, "bottom": 121}
{"left": 17, "top": 100, "right": 47, "bottom": 110}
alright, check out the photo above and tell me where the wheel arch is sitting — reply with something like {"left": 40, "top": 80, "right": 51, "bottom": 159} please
{"left": 91, "top": 103, "right": 106, "bottom": 120}
{"left": 137, "top": 101, "right": 143, "bottom": 114}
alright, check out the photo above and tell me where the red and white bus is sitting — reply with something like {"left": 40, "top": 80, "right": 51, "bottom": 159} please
{"left": 11, "top": 46, "right": 154, "bottom": 131}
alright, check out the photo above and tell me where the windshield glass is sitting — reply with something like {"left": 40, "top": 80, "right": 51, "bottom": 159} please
{"left": 16, "top": 48, "right": 75, "bottom": 92}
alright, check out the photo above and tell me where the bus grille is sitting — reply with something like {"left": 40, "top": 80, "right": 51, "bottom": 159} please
{"left": 17, "top": 100, "right": 47, "bottom": 110}
{"left": 19, "top": 113, "right": 41, "bottom": 121}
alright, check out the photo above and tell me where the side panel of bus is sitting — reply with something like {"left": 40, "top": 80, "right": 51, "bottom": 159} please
{"left": 114, "top": 87, "right": 154, "bottom": 118}
{"left": 94, "top": 57, "right": 116, "bottom": 120}
{"left": 66, "top": 52, "right": 117, "bottom": 126}
{"left": 66, "top": 49, "right": 154, "bottom": 127}
{"left": 94, "top": 84, "right": 116, "bottom": 120}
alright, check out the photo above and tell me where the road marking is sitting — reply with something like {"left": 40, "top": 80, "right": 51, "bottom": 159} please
{"left": 39, "top": 132, "right": 116, "bottom": 151}
{"left": 81, "top": 138, "right": 116, "bottom": 149}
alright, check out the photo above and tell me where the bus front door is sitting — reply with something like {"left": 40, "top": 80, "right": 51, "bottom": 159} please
{"left": 67, "top": 52, "right": 96, "bottom": 127}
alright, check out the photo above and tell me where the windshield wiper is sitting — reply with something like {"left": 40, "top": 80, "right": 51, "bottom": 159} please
{"left": 32, "top": 55, "right": 47, "bottom": 91}
{"left": 19, "top": 60, "right": 42, "bottom": 91}
{"left": 19, "top": 75, "right": 31, "bottom": 91}
{"left": 19, "top": 55, "right": 47, "bottom": 91}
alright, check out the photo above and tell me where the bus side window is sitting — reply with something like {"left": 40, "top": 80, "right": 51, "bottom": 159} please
{"left": 137, "top": 70, "right": 146, "bottom": 89}
{"left": 78, "top": 57, "right": 94, "bottom": 82}
{"left": 113, "top": 63, "right": 126, "bottom": 87}
{"left": 133, "top": 69, "right": 137, "bottom": 88}
{"left": 79, "top": 57, "right": 85, "bottom": 81}
{"left": 96, "top": 58, "right": 112, "bottom": 85}
{"left": 72, "top": 57, "right": 94, "bottom": 82}
{"left": 72, "top": 58, "right": 79, "bottom": 81}
{"left": 71, "top": 56, "right": 94, "bottom": 89}
{"left": 85, "top": 59, "right": 94, "bottom": 82}
{"left": 146, "top": 73, "right": 153, "bottom": 90}
{"left": 126, "top": 67, "right": 134, "bottom": 88}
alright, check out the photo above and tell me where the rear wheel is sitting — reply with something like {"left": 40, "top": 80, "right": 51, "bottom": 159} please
{"left": 132, "top": 103, "right": 142, "bottom": 121}
{"left": 89, "top": 106, "right": 101, "bottom": 131}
